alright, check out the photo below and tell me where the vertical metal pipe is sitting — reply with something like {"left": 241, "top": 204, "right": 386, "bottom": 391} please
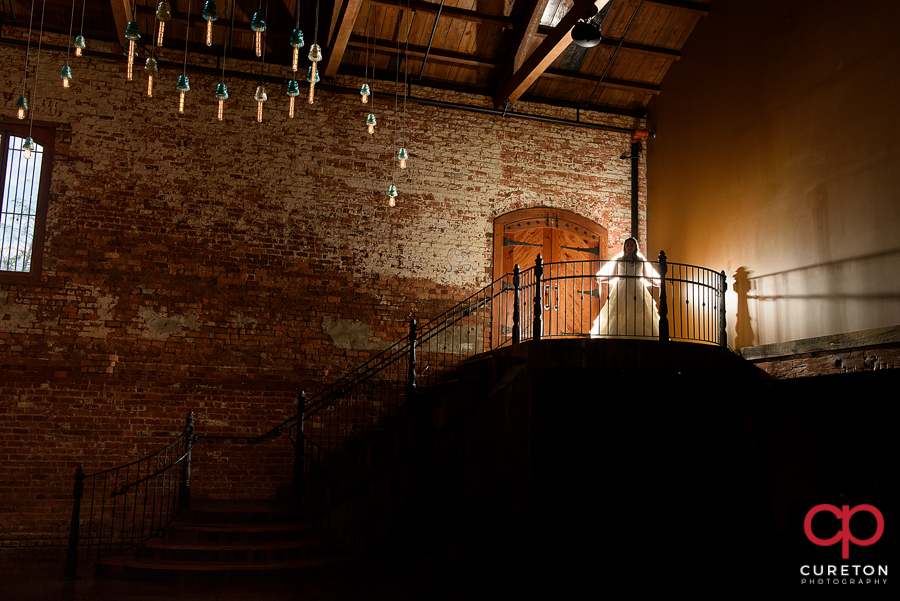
{"left": 631, "top": 142, "right": 640, "bottom": 239}
{"left": 63, "top": 466, "right": 85, "bottom": 580}
{"left": 533, "top": 255, "right": 544, "bottom": 341}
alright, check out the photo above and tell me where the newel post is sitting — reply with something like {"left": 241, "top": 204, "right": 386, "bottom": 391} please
{"left": 63, "top": 465, "right": 85, "bottom": 580}
{"left": 658, "top": 251, "right": 669, "bottom": 342}
{"left": 293, "top": 391, "right": 306, "bottom": 502}
{"left": 179, "top": 412, "right": 194, "bottom": 511}
{"left": 512, "top": 264, "right": 521, "bottom": 344}
{"left": 720, "top": 270, "right": 728, "bottom": 347}
{"left": 408, "top": 318, "right": 418, "bottom": 397}
{"left": 532, "top": 255, "right": 543, "bottom": 341}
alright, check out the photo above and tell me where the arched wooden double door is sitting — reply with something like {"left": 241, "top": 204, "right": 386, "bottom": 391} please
{"left": 492, "top": 209, "right": 608, "bottom": 345}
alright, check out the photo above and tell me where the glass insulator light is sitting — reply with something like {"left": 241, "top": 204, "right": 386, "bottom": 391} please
{"left": 398, "top": 148, "right": 408, "bottom": 169}
{"left": 360, "top": 83, "right": 370, "bottom": 104}
{"left": 60, "top": 66, "right": 73, "bottom": 89}
{"left": 388, "top": 184, "right": 398, "bottom": 207}
{"left": 15, "top": 96, "right": 28, "bottom": 120}
{"left": 307, "top": 44, "right": 322, "bottom": 104}
{"left": 202, "top": 1, "right": 218, "bottom": 46}
{"left": 176, "top": 75, "right": 190, "bottom": 114}
{"left": 215, "top": 83, "right": 228, "bottom": 121}
{"left": 366, "top": 113, "right": 376, "bottom": 135}
{"left": 22, "top": 137, "right": 36, "bottom": 160}
{"left": 289, "top": 29, "right": 304, "bottom": 72}
{"left": 254, "top": 85, "right": 268, "bottom": 122}
{"left": 286, "top": 80, "right": 300, "bottom": 118}
{"left": 74, "top": 35, "right": 86, "bottom": 57}
{"left": 145, "top": 58, "right": 158, "bottom": 97}
{"left": 250, "top": 12, "right": 266, "bottom": 57}
{"left": 156, "top": 2, "right": 172, "bottom": 47}
{"left": 124, "top": 21, "right": 141, "bottom": 82}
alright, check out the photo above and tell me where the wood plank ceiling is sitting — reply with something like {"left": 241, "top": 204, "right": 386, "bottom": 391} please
{"left": 0, "top": 0, "right": 710, "bottom": 117}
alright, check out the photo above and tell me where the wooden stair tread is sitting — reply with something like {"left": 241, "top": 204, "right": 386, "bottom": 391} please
{"left": 168, "top": 522, "right": 313, "bottom": 533}
{"left": 141, "top": 538, "right": 336, "bottom": 551}
{"left": 98, "top": 554, "right": 353, "bottom": 572}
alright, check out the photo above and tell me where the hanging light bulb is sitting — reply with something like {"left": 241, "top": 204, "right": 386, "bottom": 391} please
{"left": 202, "top": 1, "right": 218, "bottom": 47}
{"left": 250, "top": 12, "right": 266, "bottom": 58}
{"left": 366, "top": 113, "right": 376, "bottom": 135}
{"left": 360, "top": 83, "right": 370, "bottom": 104}
{"left": 144, "top": 58, "right": 158, "bottom": 97}
{"left": 176, "top": 75, "right": 190, "bottom": 114}
{"left": 15, "top": 96, "right": 28, "bottom": 120}
{"left": 254, "top": 85, "right": 267, "bottom": 123}
{"left": 388, "top": 184, "right": 398, "bottom": 207}
{"left": 60, "top": 65, "right": 73, "bottom": 89}
{"left": 289, "top": 29, "right": 304, "bottom": 72}
{"left": 398, "top": 147, "right": 408, "bottom": 169}
{"left": 156, "top": 2, "right": 172, "bottom": 47}
{"left": 124, "top": 21, "right": 141, "bottom": 82}
{"left": 286, "top": 80, "right": 300, "bottom": 118}
{"left": 22, "top": 137, "right": 36, "bottom": 161}
{"left": 74, "top": 35, "right": 86, "bottom": 57}
{"left": 307, "top": 44, "right": 322, "bottom": 104}
{"left": 215, "top": 83, "right": 228, "bottom": 121}
{"left": 307, "top": 65, "right": 320, "bottom": 105}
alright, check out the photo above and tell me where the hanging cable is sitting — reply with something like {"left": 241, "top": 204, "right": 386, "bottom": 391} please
{"left": 24, "top": 0, "right": 47, "bottom": 158}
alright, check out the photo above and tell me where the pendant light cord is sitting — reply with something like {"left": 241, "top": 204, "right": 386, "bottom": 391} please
{"left": 65, "top": 0, "right": 76, "bottom": 64}
{"left": 183, "top": 0, "right": 193, "bottom": 77}
{"left": 402, "top": 0, "right": 410, "bottom": 149}
{"left": 29, "top": 0, "right": 47, "bottom": 138}
{"left": 21, "top": 0, "right": 37, "bottom": 96}
{"left": 77, "top": 0, "right": 86, "bottom": 41}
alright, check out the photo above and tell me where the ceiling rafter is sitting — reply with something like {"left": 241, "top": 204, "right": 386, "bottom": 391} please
{"left": 543, "top": 68, "right": 660, "bottom": 94}
{"left": 367, "top": 0, "right": 516, "bottom": 29}
{"left": 347, "top": 34, "right": 501, "bottom": 68}
{"left": 493, "top": 0, "right": 609, "bottom": 108}
{"left": 648, "top": 0, "right": 709, "bottom": 15}
{"left": 109, "top": 0, "right": 132, "bottom": 47}
{"left": 506, "top": 0, "right": 552, "bottom": 74}
{"left": 324, "top": 0, "right": 365, "bottom": 77}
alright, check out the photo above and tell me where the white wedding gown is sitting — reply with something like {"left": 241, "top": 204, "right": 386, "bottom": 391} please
{"left": 591, "top": 254, "right": 660, "bottom": 337}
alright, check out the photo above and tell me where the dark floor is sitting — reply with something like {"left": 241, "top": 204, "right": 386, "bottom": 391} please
{"left": 1, "top": 555, "right": 519, "bottom": 601}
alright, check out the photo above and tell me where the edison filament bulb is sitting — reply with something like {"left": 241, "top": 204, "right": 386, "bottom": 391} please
{"left": 124, "top": 21, "right": 141, "bottom": 82}
{"left": 215, "top": 83, "right": 228, "bottom": 121}
{"left": 250, "top": 12, "right": 266, "bottom": 57}
{"left": 176, "top": 75, "right": 190, "bottom": 114}
{"left": 156, "top": 2, "right": 172, "bottom": 47}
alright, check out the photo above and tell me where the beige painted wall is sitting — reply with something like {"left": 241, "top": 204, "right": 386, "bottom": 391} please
{"left": 647, "top": 0, "right": 900, "bottom": 348}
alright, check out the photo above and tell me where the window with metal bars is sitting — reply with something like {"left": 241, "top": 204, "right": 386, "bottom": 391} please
{"left": 0, "top": 124, "right": 54, "bottom": 282}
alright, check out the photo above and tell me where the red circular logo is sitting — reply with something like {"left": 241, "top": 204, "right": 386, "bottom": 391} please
{"left": 803, "top": 504, "right": 884, "bottom": 559}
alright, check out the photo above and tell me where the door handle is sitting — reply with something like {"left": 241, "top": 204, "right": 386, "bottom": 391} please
{"left": 543, "top": 283, "right": 551, "bottom": 311}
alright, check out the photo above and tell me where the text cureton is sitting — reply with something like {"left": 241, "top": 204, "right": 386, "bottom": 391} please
{"left": 801, "top": 565, "right": 888, "bottom": 576}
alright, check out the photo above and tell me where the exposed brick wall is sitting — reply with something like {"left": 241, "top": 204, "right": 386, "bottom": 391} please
{"left": 0, "top": 29, "right": 644, "bottom": 538}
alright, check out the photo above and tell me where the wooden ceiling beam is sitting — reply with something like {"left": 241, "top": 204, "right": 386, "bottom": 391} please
{"left": 347, "top": 34, "right": 501, "bottom": 68}
{"left": 324, "top": 0, "right": 366, "bottom": 77}
{"left": 543, "top": 68, "right": 660, "bottom": 94}
{"left": 367, "top": 0, "right": 516, "bottom": 29}
{"left": 508, "top": 0, "right": 552, "bottom": 74}
{"left": 648, "top": 0, "right": 709, "bottom": 15}
{"left": 109, "top": 0, "right": 133, "bottom": 48}
{"left": 493, "top": 0, "right": 609, "bottom": 108}
{"left": 534, "top": 26, "right": 680, "bottom": 59}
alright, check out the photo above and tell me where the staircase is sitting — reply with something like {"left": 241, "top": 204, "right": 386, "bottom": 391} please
{"left": 93, "top": 499, "right": 352, "bottom": 586}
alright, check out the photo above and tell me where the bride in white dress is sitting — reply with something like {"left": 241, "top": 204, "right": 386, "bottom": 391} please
{"left": 592, "top": 237, "right": 660, "bottom": 337}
